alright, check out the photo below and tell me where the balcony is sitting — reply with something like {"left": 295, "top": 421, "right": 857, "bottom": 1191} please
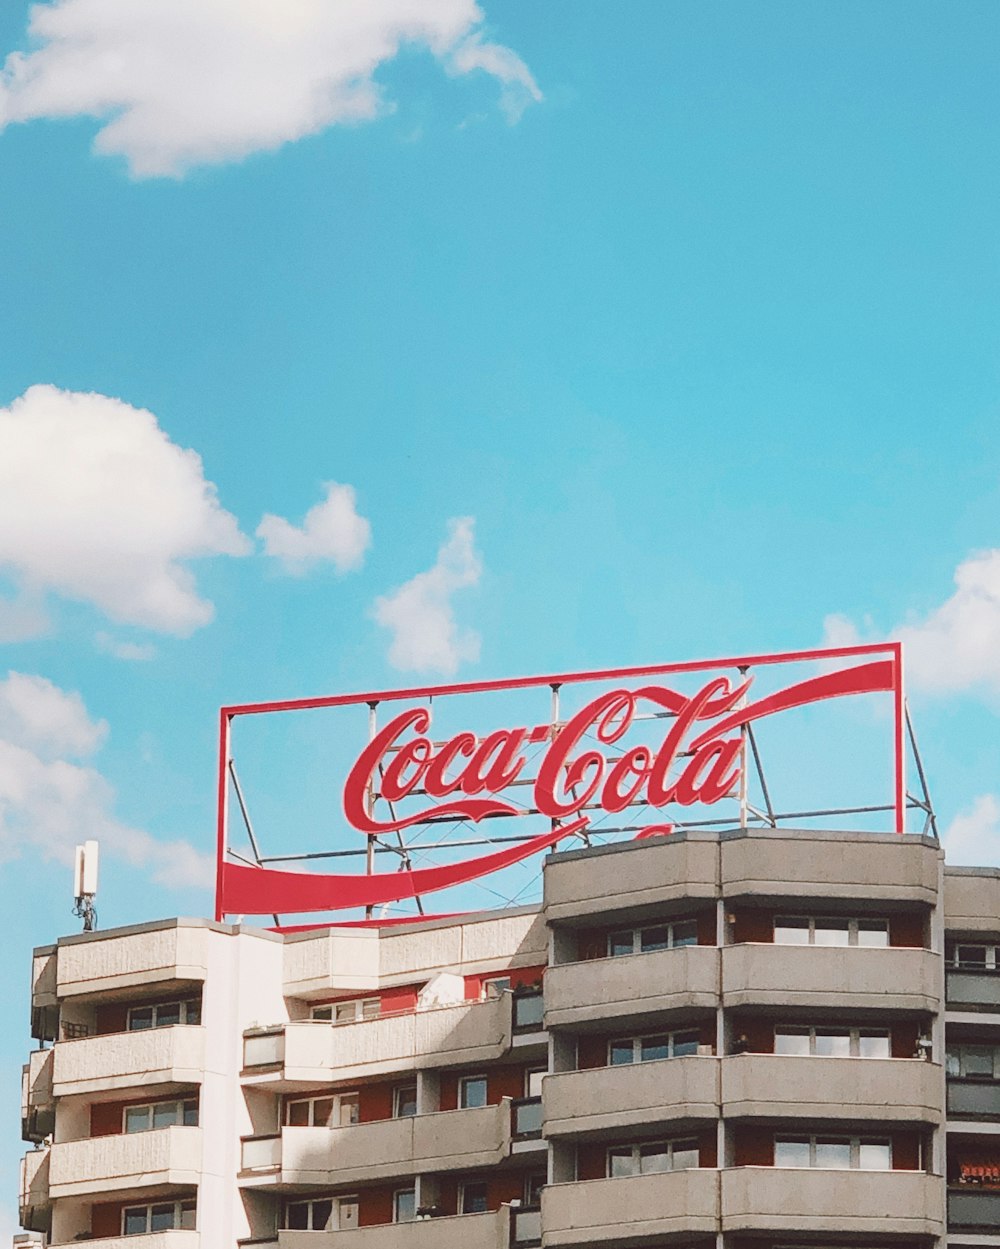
{"left": 721, "top": 1167, "right": 944, "bottom": 1235}
{"left": 48, "top": 1125, "right": 201, "bottom": 1199}
{"left": 543, "top": 835, "right": 718, "bottom": 925}
{"left": 721, "top": 829, "right": 940, "bottom": 906}
{"left": 52, "top": 1024, "right": 205, "bottom": 1097}
{"left": 22, "top": 1048, "right": 55, "bottom": 1140}
{"left": 282, "top": 927, "right": 379, "bottom": 998}
{"left": 542, "top": 1168, "right": 720, "bottom": 1246}
{"left": 241, "top": 1102, "right": 513, "bottom": 1187}
{"left": 55, "top": 920, "right": 209, "bottom": 999}
{"left": 948, "top": 1078, "right": 1000, "bottom": 1119}
{"left": 947, "top": 968, "right": 1000, "bottom": 1013}
{"left": 243, "top": 997, "right": 510, "bottom": 1086}
{"left": 275, "top": 1206, "right": 513, "bottom": 1249}
{"left": 723, "top": 1055, "right": 942, "bottom": 1124}
{"left": 544, "top": 946, "right": 718, "bottom": 1030}
{"left": 949, "top": 1187, "right": 1000, "bottom": 1231}
{"left": 722, "top": 944, "right": 940, "bottom": 1013}
{"left": 544, "top": 1056, "right": 718, "bottom": 1138}
{"left": 19, "top": 1148, "right": 50, "bottom": 1227}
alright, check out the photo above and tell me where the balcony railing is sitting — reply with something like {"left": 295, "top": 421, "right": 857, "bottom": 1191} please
{"left": 510, "top": 1204, "right": 541, "bottom": 1247}
{"left": 511, "top": 1096, "right": 542, "bottom": 1139}
{"left": 949, "top": 1187, "right": 1000, "bottom": 1230}
{"left": 512, "top": 991, "right": 543, "bottom": 1032}
{"left": 948, "top": 1077, "right": 1000, "bottom": 1118}
{"left": 947, "top": 968, "right": 1000, "bottom": 1011}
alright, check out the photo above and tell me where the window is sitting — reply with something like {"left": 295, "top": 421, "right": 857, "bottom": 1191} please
{"left": 460, "top": 1180, "right": 489, "bottom": 1214}
{"left": 774, "top": 917, "right": 889, "bottom": 947}
{"left": 284, "top": 1199, "right": 334, "bottom": 1231}
{"left": 124, "top": 1098, "right": 197, "bottom": 1132}
{"left": 127, "top": 999, "right": 200, "bottom": 1030}
{"left": 311, "top": 997, "right": 381, "bottom": 1022}
{"left": 606, "top": 1137, "right": 699, "bottom": 1177}
{"left": 460, "top": 1074, "right": 488, "bottom": 1109}
{"left": 608, "top": 1030, "right": 701, "bottom": 1066}
{"left": 122, "top": 1201, "right": 195, "bottom": 1234}
{"left": 483, "top": 976, "right": 511, "bottom": 999}
{"left": 608, "top": 919, "right": 699, "bottom": 957}
{"left": 948, "top": 1044, "right": 1000, "bottom": 1078}
{"left": 525, "top": 1173, "right": 546, "bottom": 1206}
{"left": 393, "top": 1188, "right": 416, "bottom": 1223}
{"left": 774, "top": 1027, "right": 890, "bottom": 1059}
{"left": 954, "top": 944, "right": 1000, "bottom": 970}
{"left": 774, "top": 1135, "right": 891, "bottom": 1170}
{"left": 393, "top": 1084, "right": 417, "bottom": 1118}
{"left": 287, "top": 1092, "right": 359, "bottom": 1127}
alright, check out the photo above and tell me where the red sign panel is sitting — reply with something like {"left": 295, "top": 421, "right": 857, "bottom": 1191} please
{"left": 215, "top": 643, "right": 904, "bottom": 925}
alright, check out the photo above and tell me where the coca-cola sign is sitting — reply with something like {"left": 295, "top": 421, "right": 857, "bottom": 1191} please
{"left": 215, "top": 644, "right": 904, "bottom": 924}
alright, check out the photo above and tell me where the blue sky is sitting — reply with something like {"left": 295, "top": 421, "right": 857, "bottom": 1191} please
{"left": 2, "top": 0, "right": 1000, "bottom": 1231}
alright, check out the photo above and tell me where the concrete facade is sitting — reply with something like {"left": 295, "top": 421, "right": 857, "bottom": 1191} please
{"left": 14, "top": 827, "right": 1000, "bottom": 1248}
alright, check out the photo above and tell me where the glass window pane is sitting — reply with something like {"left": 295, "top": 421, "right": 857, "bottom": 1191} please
{"left": 964, "top": 1046, "right": 995, "bottom": 1076}
{"left": 672, "top": 1031, "right": 700, "bottom": 1057}
{"left": 286, "top": 1202, "right": 309, "bottom": 1231}
{"left": 640, "top": 1036, "right": 669, "bottom": 1063}
{"left": 335, "top": 1002, "right": 357, "bottom": 1023}
{"left": 312, "top": 1098, "right": 334, "bottom": 1127}
{"left": 775, "top": 1030, "right": 810, "bottom": 1056}
{"left": 609, "top": 1041, "right": 634, "bottom": 1066}
{"left": 128, "top": 1008, "right": 153, "bottom": 1031}
{"left": 859, "top": 1141, "right": 892, "bottom": 1170}
{"left": 361, "top": 998, "right": 381, "bottom": 1019}
{"left": 149, "top": 1203, "right": 175, "bottom": 1231}
{"left": 946, "top": 1049, "right": 961, "bottom": 1076}
{"left": 183, "top": 1100, "right": 198, "bottom": 1127}
{"left": 123, "top": 1208, "right": 148, "bottom": 1234}
{"left": 639, "top": 1143, "right": 670, "bottom": 1173}
{"left": 340, "top": 1093, "right": 360, "bottom": 1125}
{"left": 775, "top": 1138, "right": 811, "bottom": 1167}
{"left": 287, "top": 1101, "right": 310, "bottom": 1127}
{"left": 815, "top": 1139, "right": 851, "bottom": 1168}
{"left": 609, "top": 931, "right": 634, "bottom": 957}
{"left": 152, "top": 1101, "right": 179, "bottom": 1129}
{"left": 461, "top": 1182, "right": 488, "bottom": 1214}
{"left": 484, "top": 977, "right": 510, "bottom": 999}
{"left": 394, "top": 1190, "right": 416, "bottom": 1223}
{"left": 179, "top": 1203, "right": 196, "bottom": 1230}
{"left": 672, "top": 1143, "right": 700, "bottom": 1170}
{"left": 672, "top": 920, "right": 699, "bottom": 947}
{"left": 312, "top": 1200, "right": 333, "bottom": 1230}
{"left": 156, "top": 1002, "right": 181, "bottom": 1027}
{"left": 814, "top": 1030, "right": 851, "bottom": 1058}
{"left": 813, "top": 918, "right": 850, "bottom": 946}
{"left": 394, "top": 1085, "right": 417, "bottom": 1117}
{"left": 858, "top": 1032, "right": 890, "bottom": 1059}
{"left": 608, "top": 1148, "right": 637, "bottom": 1177}
{"left": 184, "top": 1000, "right": 201, "bottom": 1025}
{"left": 775, "top": 918, "right": 810, "bottom": 945}
{"left": 312, "top": 1006, "right": 333, "bottom": 1021}
{"left": 461, "top": 1076, "right": 488, "bottom": 1108}
{"left": 125, "top": 1106, "right": 150, "bottom": 1133}
{"left": 958, "top": 945, "right": 987, "bottom": 968}
{"left": 640, "top": 926, "right": 670, "bottom": 952}
{"left": 857, "top": 921, "right": 889, "bottom": 948}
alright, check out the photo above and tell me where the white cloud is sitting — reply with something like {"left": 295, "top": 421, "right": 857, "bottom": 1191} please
{"left": 943, "top": 794, "right": 1000, "bottom": 867}
{"left": 0, "top": 0, "right": 541, "bottom": 177}
{"left": 0, "top": 384, "right": 250, "bottom": 636}
{"left": 373, "top": 516, "right": 481, "bottom": 675}
{"left": 0, "top": 671, "right": 107, "bottom": 758}
{"left": 257, "top": 482, "right": 371, "bottom": 576}
{"left": 822, "top": 548, "right": 1000, "bottom": 695}
{"left": 95, "top": 632, "right": 157, "bottom": 662}
{"left": 0, "top": 671, "right": 211, "bottom": 888}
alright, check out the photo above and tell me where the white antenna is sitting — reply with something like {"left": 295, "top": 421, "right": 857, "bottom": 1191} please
{"left": 72, "top": 840, "right": 99, "bottom": 932}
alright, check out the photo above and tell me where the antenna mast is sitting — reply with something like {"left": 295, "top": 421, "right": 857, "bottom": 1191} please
{"left": 72, "top": 840, "right": 99, "bottom": 932}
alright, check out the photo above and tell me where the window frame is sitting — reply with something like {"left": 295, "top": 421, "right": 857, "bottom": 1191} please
{"left": 773, "top": 916, "right": 890, "bottom": 947}
{"left": 773, "top": 1134, "right": 893, "bottom": 1170}
{"left": 459, "top": 1073, "right": 489, "bottom": 1109}
{"left": 393, "top": 1187, "right": 417, "bottom": 1223}
{"left": 773, "top": 1026, "right": 891, "bottom": 1059}
{"left": 607, "top": 1028, "right": 702, "bottom": 1066}
{"left": 122, "top": 1097, "right": 198, "bottom": 1133}
{"left": 459, "top": 1179, "right": 489, "bottom": 1214}
{"left": 947, "top": 1043, "right": 1000, "bottom": 1079}
{"left": 482, "top": 975, "right": 511, "bottom": 999}
{"left": 605, "top": 1136, "right": 700, "bottom": 1177}
{"left": 393, "top": 1082, "right": 418, "bottom": 1118}
{"left": 952, "top": 943, "right": 1000, "bottom": 970}
{"left": 126, "top": 998, "right": 201, "bottom": 1031}
{"left": 283, "top": 1197, "right": 335, "bottom": 1231}
{"left": 121, "top": 1199, "right": 196, "bottom": 1235}
{"left": 607, "top": 918, "right": 700, "bottom": 958}
{"left": 311, "top": 996, "right": 381, "bottom": 1023}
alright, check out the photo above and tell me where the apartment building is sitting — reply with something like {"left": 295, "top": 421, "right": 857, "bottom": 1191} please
{"left": 15, "top": 826, "right": 1000, "bottom": 1248}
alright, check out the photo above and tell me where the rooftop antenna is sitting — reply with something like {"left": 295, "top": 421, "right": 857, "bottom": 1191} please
{"left": 72, "top": 840, "right": 99, "bottom": 932}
